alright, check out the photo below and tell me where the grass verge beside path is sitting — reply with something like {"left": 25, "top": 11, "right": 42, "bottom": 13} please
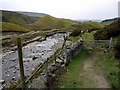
{"left": 53, "top": 49, "right": 119, "bottom": 89}
{"left": 53, "top": 49, "right": 89, "bottom": 88}
{"left": 94, "top": 50, "right": 119, "bottom": 89}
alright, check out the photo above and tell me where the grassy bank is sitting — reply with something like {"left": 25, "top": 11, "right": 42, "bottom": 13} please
{"left": 53, "top": 49, "right": 89, "bottom": 88}
{"left": 53, "top": 49, "right": 119, "bottom": 89}
{"left": 52, "top": 35, "right": 119, "bottom": 89}
{"left": 103, "top": 51, "right": 119, "bottom": 89}
{"left": 94, "top": 50, "right": 119, "bottom": 89}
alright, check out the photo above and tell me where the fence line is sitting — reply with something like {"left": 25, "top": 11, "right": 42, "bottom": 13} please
{"left": 14, "top": 35, "right": 116, "bottom": 89}
{"left": 14, "top": 34, "right": 83, "bottom": 89}
{"left": 14, "top": 35, "right": 67, "bottom": 89}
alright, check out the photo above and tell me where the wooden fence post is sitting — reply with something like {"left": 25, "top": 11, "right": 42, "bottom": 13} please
{"left": 16, "top": 37, "right": 25, "bottom": 89}
{"left": 63, "top": 35, "right": 67, "bottom": 65}
{"left": 109, "top": 37, "right": 112, "bottom": 48}
{"left": 64, "top": 36, "right": 67, "bottom": 60}
{"left": 54, "top": 51, "right": 56, "bottom": 63}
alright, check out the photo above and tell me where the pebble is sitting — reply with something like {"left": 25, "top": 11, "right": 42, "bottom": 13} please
{"left": 32, "top": 68, "right": 35, "bottom": 71}
{"left": 3, "top": 84, "right": 6, "bottom": 87}
{"left": 17, "top": 68, "right": 20, "bottom": 70}
{"left": 12, "top": 77, "right": 15, "bottom": 80}
{"left": 26, "top": 66, "right": 28, "bottom": 68}
{"left": 12, "top": 59, "right": 15, "bottom": 62}
{"left": 7, "top": 74, "right": 9, "bottom": 77}
{"left": 13, "top": 71, "right": 16, "bottom": 73}
{"left": 0, "top": 80, "right": 5, "bottom": 84}
{"left": 2, "top": 60, "right": 4, "bottom": 62}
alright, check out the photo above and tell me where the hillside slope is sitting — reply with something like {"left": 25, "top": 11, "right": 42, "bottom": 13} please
{"left": 1, "top": 10, "right": 45, "bottom": 25}
{"left": 101, "top": 18, "right": 118, "bottom": 26}
{"left": 33, "top": 16, "right": 74, "bottom": 30}
{"left": 0, "top": 22, "right": 29, "bottom": 32}
{"left": 18, "top": 11, "right": 47, "bottom": 17}
{"left": 80, "top": 21, "right": 103, "bottom": 31}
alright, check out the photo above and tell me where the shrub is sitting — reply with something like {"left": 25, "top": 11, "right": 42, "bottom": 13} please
{"left": 114, "top": 36, "right": 120, "bottom": 59}
{"left": 94, "top": 19, "right": 120, "bottom": 40}
{"left": 70, "top": 23, "right": 81, "bottom": 37}
{"left": 70, "top": 21, "right": 103, "bottom": 37}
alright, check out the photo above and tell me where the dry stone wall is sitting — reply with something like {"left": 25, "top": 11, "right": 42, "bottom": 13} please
{"left": 28, "top": 39, "right": 83, "bottom": 89}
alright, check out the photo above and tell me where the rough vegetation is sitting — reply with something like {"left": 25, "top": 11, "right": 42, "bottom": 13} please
{"left": 18, "top": 11, "right": 47, "bottom": 17}
{"left": 70, "top": 23, "right": 82, "bottom": 37}
{"left": 1, "top": 10, "right": 119, "bottom": 89}
{"left": 70, "top": 21, "right": 103, "bottom": 37}
{"left": 1, "top": 10, "right": 103, "bottom": 33}
{"left": 33, "top": 15, "right": 73, "bottom": 31}
{"left": 102, "top": 51, "right": 119, "bottom": 89}
{"left": 93, "top": 18, "right": 120, "bottom": 59}
{"left": 101, "top": 18, "right": 118, "bottom": 25}
{"left": 114, "top": 36, "right": 120, "bottom": 59}
{"left": 94, "top": 19, "right": 120, "bottom": 40}
{"left": 1, "top": 10, "right": 119, "bottom": 60}
{"left": 2, "top": 10, "right": 39, "bottom": 25}
{"left": 53, "top": 29, "right": 119, "bottom": 89}
{"left": 0, "top": 22, "right": 29, "bottom": 32}
{"left": 80, "top": 21, "right": 103, "bottom": 31}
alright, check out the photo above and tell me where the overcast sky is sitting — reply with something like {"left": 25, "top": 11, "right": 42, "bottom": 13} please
{"left": 0, "top": 0, "right": 119, "bottom": 20}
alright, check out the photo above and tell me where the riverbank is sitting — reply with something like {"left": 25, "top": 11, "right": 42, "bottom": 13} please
{"left": 1, "top": 33, "right": 67, "bottom": 88}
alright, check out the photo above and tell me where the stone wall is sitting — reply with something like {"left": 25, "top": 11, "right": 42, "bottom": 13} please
{"left": 28, "top": 39, "right": 83, "bottom": 89}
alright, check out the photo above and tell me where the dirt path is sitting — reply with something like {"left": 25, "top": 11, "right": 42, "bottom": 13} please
{"left": 53, "top": 51, "right": 112, "bottom": 88}
{"left": 83, "top": 54, "right": 111, "bottom": 88}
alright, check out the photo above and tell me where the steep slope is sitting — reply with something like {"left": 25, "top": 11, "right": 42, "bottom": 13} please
{"left": 70, "top": 21, "right": 103, "bottom": 37}
{"left": 1, "top": 10, "right": 39, "bottom": 25}
{"left": 35, "top": 15, "right": 57, "bottom": 29}
{"left": 18, "top": 11, "right": 47, "bottom": 17}
{"left": 33, "top": 16, "right": 74, "bottom": 30}
{"left": 80, "top": 21, "right": 103, "bottom": 31}
{"left": 0, "top": 22, "right": 29, "bottom": 32}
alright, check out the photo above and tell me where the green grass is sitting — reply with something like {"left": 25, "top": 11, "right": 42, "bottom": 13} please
{"left": 2, "top": 10, "right": 38, "bottom": 25}
{"left": 53, "top": 36, "right": 119, "bottom": 89}
{"left": 94, "top": 19, "right": 120, "bottom": 40}
{"left": 80, "top": 21, "right": 103, "bottom": 30}
{"left": 93, "top": 50, "right": 119, "bottom": 89}
{"left": 33, "top": 15, "right": 74, "bottom": 31}
{"left": 54, "top": 49, "right": 90, "bottom": 88}
{"left": 103, "top": 51, "right": 119, "bottom": 89}
{"left": 67, "top": 35, "right": 81, "bottom": 42}
{"left": 101, "top": 21, "right": 114, "bottom": 26}
{"left": 82, "top": 31, "right": 96, "bottom": 41}
{"left": 1, "top": 22, "right": 30, "bottom": 32}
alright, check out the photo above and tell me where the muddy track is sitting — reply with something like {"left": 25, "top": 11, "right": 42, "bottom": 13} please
{"left": 83, "top": 54, "right": 111, "bottom": 88}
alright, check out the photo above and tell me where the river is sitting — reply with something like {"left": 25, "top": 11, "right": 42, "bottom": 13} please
{"left": 1, "top": 33, "right": 67, "bottom": 88}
